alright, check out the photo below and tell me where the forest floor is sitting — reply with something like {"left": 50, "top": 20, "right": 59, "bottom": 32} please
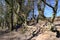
{"left": 0, "top": 20, "right": 60, "bottom": 40}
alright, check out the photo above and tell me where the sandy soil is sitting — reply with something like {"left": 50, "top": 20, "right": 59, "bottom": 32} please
{"left": 0, "top": 21, "right": 60, "bottom": 40}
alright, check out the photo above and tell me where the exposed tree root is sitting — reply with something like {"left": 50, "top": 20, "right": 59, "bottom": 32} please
{"left": 27, "top": 27, "right": 41, "bottom": 40}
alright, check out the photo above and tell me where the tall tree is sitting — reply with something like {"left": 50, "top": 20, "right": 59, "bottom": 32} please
{"left": 41, "top": 0, "right": 58, "bottom": 23}
{"left": 37, "top": 0, "right": 46, "bottom": 23}
{"left": 5, "top": 0, "right": 14, "bottom": 31}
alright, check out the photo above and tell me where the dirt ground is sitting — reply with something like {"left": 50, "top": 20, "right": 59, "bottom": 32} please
{"left": 0, "top": 21, "right": 60, "bottom": 40}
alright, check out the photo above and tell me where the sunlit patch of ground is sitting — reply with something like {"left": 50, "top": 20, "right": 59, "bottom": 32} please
{"left": 0, "top": 20, "right": 60, "bottom": 40}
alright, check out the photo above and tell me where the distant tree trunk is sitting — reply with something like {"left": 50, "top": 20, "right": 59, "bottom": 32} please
{"left": 11, "top": 0, "right": 14, "bottom": 31}
{"left": 24, "top": 13, "right": 27, "bottom": 26}
{"left": 11, "top": 16, "right": 13, "bottom": 31}
{"left": 51, "top": 10, "right": 56, "bottom": 23}
{"left": 6, "top": 20, "right": 10, "bottom": 29}
{"left": 0, "top": 22, "right": 1, "bottom": 26}
{"left": 36, "top": 17, "right": 39, "bottom": 23}
{"left": 1, "top": 23, "right": 3, "bottom": 29}
{"left": 33, "top": 0, "right": 35, "bottom": 20}
{"left": 11, "top": 10, "right": 13, "bottom": 31}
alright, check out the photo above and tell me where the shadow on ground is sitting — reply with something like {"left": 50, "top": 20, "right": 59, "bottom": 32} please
{"left": 0, "top": 29, "right": 10, "bottom": 36}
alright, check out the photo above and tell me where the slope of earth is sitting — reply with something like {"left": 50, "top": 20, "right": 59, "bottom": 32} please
{"left": 35, "top": 31, "right": 60, "bottom": 40}
{"left": 0, "top": 19, "right": 60, "bottom": 40}
{"left": 0, "top": 25, "right": 39, "bottom": 40}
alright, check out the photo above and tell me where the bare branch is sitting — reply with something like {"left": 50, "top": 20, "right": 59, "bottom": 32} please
{"left": 41, "top": 0, "right": 54, "bottom": 9}
{"left": 51, "top": 0, "right": 58, "bottom": 23}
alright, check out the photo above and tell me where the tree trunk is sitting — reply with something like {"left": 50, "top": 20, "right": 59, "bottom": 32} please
{"left": 51, "top": 11, "right": 56, "bottom": 23}
{"left": 11, "top": 0, "right": 14, "bottom": 31}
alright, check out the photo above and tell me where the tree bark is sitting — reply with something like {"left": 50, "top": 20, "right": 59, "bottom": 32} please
{"left": 11, "top": 0, "right": 14, "bottom": 31}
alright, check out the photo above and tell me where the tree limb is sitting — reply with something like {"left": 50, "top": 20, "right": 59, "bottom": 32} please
{"left": 41, "top": 0, "right": 54, "bottom": 10}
